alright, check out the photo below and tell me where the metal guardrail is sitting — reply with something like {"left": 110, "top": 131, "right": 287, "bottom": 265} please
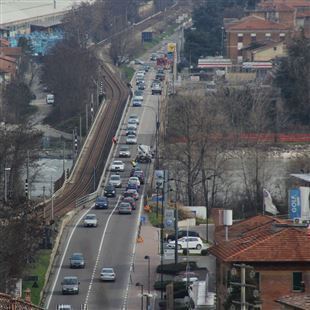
{"left": 75, "top": 192, "right": 97, "bottom": 208}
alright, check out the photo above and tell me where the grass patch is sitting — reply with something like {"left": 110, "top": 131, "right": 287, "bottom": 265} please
{"left": 22, "top": 249, "right": 52, "bottom": 305}
{"left": 120, "top": 65, "right": 135, "bottom": 82}
{"left": 148, "top": 211, "right": 163, "bottom": 227}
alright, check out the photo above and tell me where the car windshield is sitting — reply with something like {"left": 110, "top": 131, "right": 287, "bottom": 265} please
{"left": 86, "top": 215, "right": 96, "bottom": 220}
{"left": 120, "top": 146, "right": 129, "bottom": 151}
{"left": 63, "top": 278, "right": 78, "bottom": 284}
{"left": 71, "top": 254, "right": 83, "bottom": 260}
{"left": 113, "top": 161, "right": 123, "bottom": 165}
{"left": 110, "top": 175, "right": 120, "bottom": 180}
{"left": 102, "top": 268, "right": 114, "bottom": 273}
{"left": 120, "top": 202, "right": 130, "bottom": 207}
{"left": 128, "top": 135, "right": 135, "bottom": 139}
{"left": 96, "top": 197, "right": 106, "bottom": 202}
{"left": 105, "top": 185, "right": 114, "bottom": 190}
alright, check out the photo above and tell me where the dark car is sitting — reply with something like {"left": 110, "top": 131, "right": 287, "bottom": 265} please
{"left": 166, "top": 230, "right": 200, "bottom": 242}
{"left": 123, "top": 189, "right": 139, "bottom": 200}
{"left": 130, "top": 167, "right": 143, "bottom": 177}
{"left": 133, "top": 170, "right": 145, "bottom": 184}
{"left": 138, "top": 82, "right": 146, "bottom": 90}
{"left": 104, "top": 184, "right": 116, "bottom": 197}
{"left": 95, "top": 196, "right": 109, "bottom": 209}
{"left": 70, "top": 253, "right": 85, "bottom": 268}
{"left": 126, "top": 183, "right": 139, "bottom": 192}
{"left": 126, "top": 130, "right": 137, "bottom": 136}
{"left": 122, "top": 196, "right": 136, "bottom": 210}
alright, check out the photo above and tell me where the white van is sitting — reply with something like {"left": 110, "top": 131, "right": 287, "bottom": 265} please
{"left": 46, "top": 94, "right": 55, "bottom": 104}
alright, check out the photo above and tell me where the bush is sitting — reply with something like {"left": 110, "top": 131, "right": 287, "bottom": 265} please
{"left": 156, "top": 261, "right": 199, "bottom": 275}
{"left": 201, "top": 249, "right": 209, "bottom": 256}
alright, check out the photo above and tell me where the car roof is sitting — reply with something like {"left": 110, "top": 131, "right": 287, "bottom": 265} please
{"left": 63, "top": 276, "right": 78, "bottom": 280}
{"left": 96, "top": 196, "right": 107, "bottom": 200}
{"left": 86, "top": 213, "right": 96, "bottom": 217}
{"left": 71, "top": 252, "right": 83, "bottom": 256}
{"left": 101, "top": 267, "right": 114, "bottom": 272}
{"left": 113, "top": 160, "right": 123, "bottom": 164}
{"left": 110, "top": 174, "right": 121, "bottom": 178}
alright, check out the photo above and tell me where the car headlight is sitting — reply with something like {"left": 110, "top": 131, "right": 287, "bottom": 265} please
{"left": 73, "top": 287, "right": 78, "bottom": 290}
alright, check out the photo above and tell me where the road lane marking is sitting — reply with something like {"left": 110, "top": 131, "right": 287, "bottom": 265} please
{"left": 45, "top": 205, "right": 95, "bottom": 309}
{"left": 84, "top": 197, "right": 120, "bottom": 307}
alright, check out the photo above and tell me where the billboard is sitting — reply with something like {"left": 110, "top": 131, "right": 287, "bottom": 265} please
{"left": 289, "top": 188, "right": 301, "bottom": 219}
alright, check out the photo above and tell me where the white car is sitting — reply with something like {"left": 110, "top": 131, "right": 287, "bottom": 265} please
{"left": 83, "top": 214, "right": 98, "bottom": 227}
{"left": 128, "top": 118, "right": 139, "bottom": 126}
{"left": 100, "top": 267, "right": 116, "bottom": 281}
{"left": 109, "top": 174, "right": 122, "bottom": 187}
{"left": 111, "top": 160, "right": 125, "bottom": 172}
{"left": 128, "top": 176, "right": 140, "bottom": 188}
{"left": 129, "top": 114, "right": 139, "bottom": 125}
{"left": 119, "top": 145, "right": 131, "bottom": 157}
{"left": 168, "top": 237, "right": 203, "bottom": 250}
{"left": 57, "top": 305, "right": 72, "bottom": 310}
{"left": 126, "top": 135, "right": 137, "bottom": 144}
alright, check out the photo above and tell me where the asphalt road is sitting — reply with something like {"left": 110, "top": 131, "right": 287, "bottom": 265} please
{"left": 45, "top": 62, "right": 161, "bottom": 310}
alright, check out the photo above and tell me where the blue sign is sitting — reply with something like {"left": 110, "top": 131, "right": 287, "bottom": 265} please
{"left": 152, "top": 194, "right": 163, "bottom": 202}
{"left": 142, "top": 32, "right": 153, "bottom": 42}
{"left": 140, "top": 215, "right": 146, "bottom": 224}
{"left": 289, "top": 188, "right": 301, "bottom": 219}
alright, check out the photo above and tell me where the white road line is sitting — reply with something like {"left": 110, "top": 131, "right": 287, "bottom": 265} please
{"left": 84, "top": 197, "right": 120, "bottom": 307}
{"left": 122, "top": 187, "right": 145, "bottom": 310}
{"left": 45, "top": 205, "right": 95, "bottom": 309}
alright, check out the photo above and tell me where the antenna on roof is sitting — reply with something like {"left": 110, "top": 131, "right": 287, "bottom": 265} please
{"left": 223, "top": 210, "right": 233, "bottom": 241}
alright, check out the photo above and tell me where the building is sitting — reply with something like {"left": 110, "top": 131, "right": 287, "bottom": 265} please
{"left": 241, "top": 40, "right": 287, "bottom": 61}
{"left": 209, "top": 214, "right": 310, "bottom": 310}
{"left": 276, "top": 293, "right": 310, "bottom": 309}
{"left": 225, "top": 15, "right": 290, "bottom": 62}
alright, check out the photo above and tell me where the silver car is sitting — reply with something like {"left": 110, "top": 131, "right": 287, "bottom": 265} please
{"left": 118, "top": 202, "right": 132, "bottom": 214}
{"left": 119, "top": 145, "right": 131, "bottom": 157}
{"left": 109, "top": 174, "right": 122, "bottom": 187}
{"left": 100, "top": 267, "right": 116, "bottom": 281}
{"left": 83, "top": 214, "right": 98, "bottom": 227}
{"left": 61, "top": 276, "right": 80, "bottom": 295}
{"left": 126, "top": 135, "right": 137, "bottom": 144}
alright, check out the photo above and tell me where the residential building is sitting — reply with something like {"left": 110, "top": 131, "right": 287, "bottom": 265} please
{"left": 209, "top": 214, "right": 310, "bottom": 310}
{"left": 0, "top": 55, "right": 17, "bottom": 81}
{"left": 225, "top": 15, "right": 290, "bottom": 62}
{"left": 241, "top": 40, "right": 287, "bottom": 61}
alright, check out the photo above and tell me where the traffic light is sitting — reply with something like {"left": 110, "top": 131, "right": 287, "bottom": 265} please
{"left": 25, "top": 178, "right": 28, "bottom": 197}
{"left": 74, "top": 131, "right": 78, "bottom": 154}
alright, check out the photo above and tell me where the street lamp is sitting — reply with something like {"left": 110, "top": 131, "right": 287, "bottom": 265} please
{"left": 136, "top": 282, "right": 144, "bottom": 310}
{"left": 144, "top": 255, "right": 151, "bottom": 309}
{"left": 4, "top": 167, "right": 11, "bottom": 202}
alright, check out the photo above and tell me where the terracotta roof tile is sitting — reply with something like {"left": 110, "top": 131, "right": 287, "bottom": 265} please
{"left": 276, "top": 293, "right": 310, "bottom": 310}
{"left": 226, "top": 15, "right": 290, "bottom": 31}
{"left": 210, "top": 215, "right": 310, "bottom": 262}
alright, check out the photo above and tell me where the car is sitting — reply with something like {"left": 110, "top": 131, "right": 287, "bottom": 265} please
{"left": 118, "top": 202, "right": 132, "bottom": 214}
{"left": 129, "top": 114, "right": 140, "bottom": 125}
{"left": 143, "top": 64, "right": 150, "bottom": 72}
{"left": 168, "top": 237, "right": 203, "bottom": 250}
{"left": 83, "top": 214, "right": 98, "bottom": 227}
{"left": 100, "top": 267, "right": 116, "bottom": 281}
{"left": 136, "top": 70, "right": 146, "bottom": 76}
{"left": 132, "top": 98, "right": 142, "bottom": 107}
{"left": 138, "top": 82, "right": 146, "bottom": 90}
{"left": 130, "top": 166, "right": 143, "bottom": 177}
{"left": 136, "top": 78, "right": 145, "bottom": 86}
{"left": 126, "top": 135, "right": 137, "bottom": 144}
{"left": 119, "top": 145, "right": 131, "bottom": 157}
{"left": 152, "top": 83, "right": 162, "bottom": 95}
{"left": 95, "top": 196, "right": 109, "bottom": 209}
{"left": 110, "top": 160, "right": 125, "bottom": 172}
{"left": 126, "top": 183, "right": 139, "bottom": 192}
{"left": 128, "top": 118, "right": 139, "bottom": 126}
{"left": 104, "top": 184, "right": 116, "bottom": 197}
{"left": 70, "top": 253, "right": 85, "bottom": 268}
{"left": 61, "top": 276, "right": 80, "bottom": 295}
{"left": 134, "top": 59, "right": 144, "bottom": 65}
{"left": 150, "top": 53, "right": 158, "bottom": 61}
{"left": 133, "top": 170, "right": 145, "bottom": 184}
{"left": 109, "top": 174, "right": 122, "bottom": 187}
{"left": 134, "top": 90, "right": 143, "bottom": 97}
{"left": 166, "top": 230, "right": 200, "bottom": 242}
{"left": 126, "top": 130, "right": 137, "bottom": 136}
{"left": 57, "top": 305, "right": 72, "bottom": 310}
{"left": 122, "top": 196, "right": 136, "bottom": 210}
{"left": 46, "top": 93, "right": 55, "bottom": 104}
{"left": 128, "top": 176, "right": 140, "bottom": 188}
{"left": 126, "top": 123, "right": 137, "bottom": 131}
{"left": 123, "top": 189, "right": 139, "bottom": 200}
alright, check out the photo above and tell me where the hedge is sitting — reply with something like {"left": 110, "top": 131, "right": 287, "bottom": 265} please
{"left": 156, "top": 261, "right": 199, "bottom": 275}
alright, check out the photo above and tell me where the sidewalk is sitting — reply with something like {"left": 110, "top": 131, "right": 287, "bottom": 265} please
{"left": 126, "top": 218, "right": 160, "bottom": 310}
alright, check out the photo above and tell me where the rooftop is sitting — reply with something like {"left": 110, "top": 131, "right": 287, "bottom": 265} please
{"left": 276, "top": 293, "right": 310, "bottom": 310}
{"left": 225, "top": 15, "right": 290, "bottom": 31}
{"left": 210, "top": 215, "right": 310, "bottom": 262}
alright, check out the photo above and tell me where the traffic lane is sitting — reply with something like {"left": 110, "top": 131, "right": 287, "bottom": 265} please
{"left": 87, "top": 206, "right": 141, "bottom": 310}
{"left": 48, "top": 207, "right": 116, "bottom": 310}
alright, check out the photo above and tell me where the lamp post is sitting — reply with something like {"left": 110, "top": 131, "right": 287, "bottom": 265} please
{"left": 144, "top": 255, "right": 150, "bottom": 309}
{"left": 136, "top": 282, "right": 144, "bottom": 310}
{"left": 221, "top": 26, "right": 225, "bottom": 56}
{"left": 4, "top": 167, "right": 11, "bottom": 202}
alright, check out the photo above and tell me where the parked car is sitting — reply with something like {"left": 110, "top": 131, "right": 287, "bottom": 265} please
{"left": 134, "top": 90, "right": 143, "bottom": 97}
{"left": 128, "top": 118, "right": 139, "bottom": 126}
{"left": 129, "top": 114, "right": 140, "bottom": 125}
{"left": 109, "top": 174, "right": 122, "bottom": 187}
{"left": 123, "top": 189, "right": 139, "bottom": 200}
{"left": 100, "top": 267, "right": 116, "bottom": 281}
{"left": 61, "top": 276, "right": 80, "bottom": 295}
{"left": 119, "top": 145, "right": 131, "bottom": 157}
{"left": 70, "top": 253, "right": 85, "bottom": 268}
{"left": 143, "top": 64, "right": 150, "bottom": 72}
{"left": 138, "top": 81, "right": 146, "bottom": 90}
{"left": 126, "top": 130, "right": 136, "bottom": 136}
{"left": 168, "top": 237, "right": 203, "bottom": 250}
{"left": 46, "top": 93, "right": 55, "bottom": 104}
{"left": 95, "top": 196, "right": 109, "bottom": 209}
{"left": 126, "top": 124, "right": 137, "bottom": 134}
{"left": 104, "top": 184, "right": 116, "bottom": 197}
{"left": 83, "top": 214, "right": 98, "bottom": 227}
{"left": 166, "top": 230, "right": 200, "bottom": 242}
{"left": 176, "top": 271, "right": 199, "bottom": 283}
{"left": 122, "top": 196, "right": 136, "bottom": 210}
{"left": 118, "top": 202, "right": 132, "bottom": 214}
{"left": 126, "top": 135, "right": 137, "bottom": 144}
{"left": 110, "top": 160, "right": 125, "bottom": 172}
{"left": 128, "top": 176, "right": 140, "bottom": 188}
{"left": 133, "top": 170, "right": 145, "bottom": 184}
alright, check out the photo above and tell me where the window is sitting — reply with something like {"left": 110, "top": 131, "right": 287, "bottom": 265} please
{"left": 255, "top": 272, "right": 260, "bottom": 290}
{"left": 238, "top": 33, "right": 243, "bottom": 42}
{"left": 293, "top": 272, "right": 303, "bottom": 291}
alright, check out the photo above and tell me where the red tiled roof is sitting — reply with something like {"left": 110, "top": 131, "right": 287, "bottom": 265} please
{"left": 276, "top": 293, "right": 310, "bottom": 310}
{"left": 0, "top": 47, "right": 22, "bottom": 57}
{"left": 296, "top": 9, "right": 310, "bottom": 17}
{"left": 0, "top": 38, "right": 9, "bottom": 47}
{"left": 226, "top": 15, "right": 290, "bottom": 30}
{"left": 210, "top": 215, "right": 310, "bottom": 262}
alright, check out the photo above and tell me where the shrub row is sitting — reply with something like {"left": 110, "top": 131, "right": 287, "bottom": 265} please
{"left": 156, "top": 261, "right": 199, "bottom": 275}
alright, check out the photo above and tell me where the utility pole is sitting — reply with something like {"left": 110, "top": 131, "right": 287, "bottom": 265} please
{"left": 86, "top": 104, "right": 89, "bottom": 133}
{"left": 160, "top": 170, "right": 165, "bottom": 300}
{"left": 27, "top": 150, "right": 30, "bottom": 200}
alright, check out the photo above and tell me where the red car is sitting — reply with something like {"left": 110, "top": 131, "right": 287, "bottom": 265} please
{"left": 122, "top": 196, "right": 136, "bottom": 210}
{"left": 123, "top": 189, "right": 139, "bottom": 200}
